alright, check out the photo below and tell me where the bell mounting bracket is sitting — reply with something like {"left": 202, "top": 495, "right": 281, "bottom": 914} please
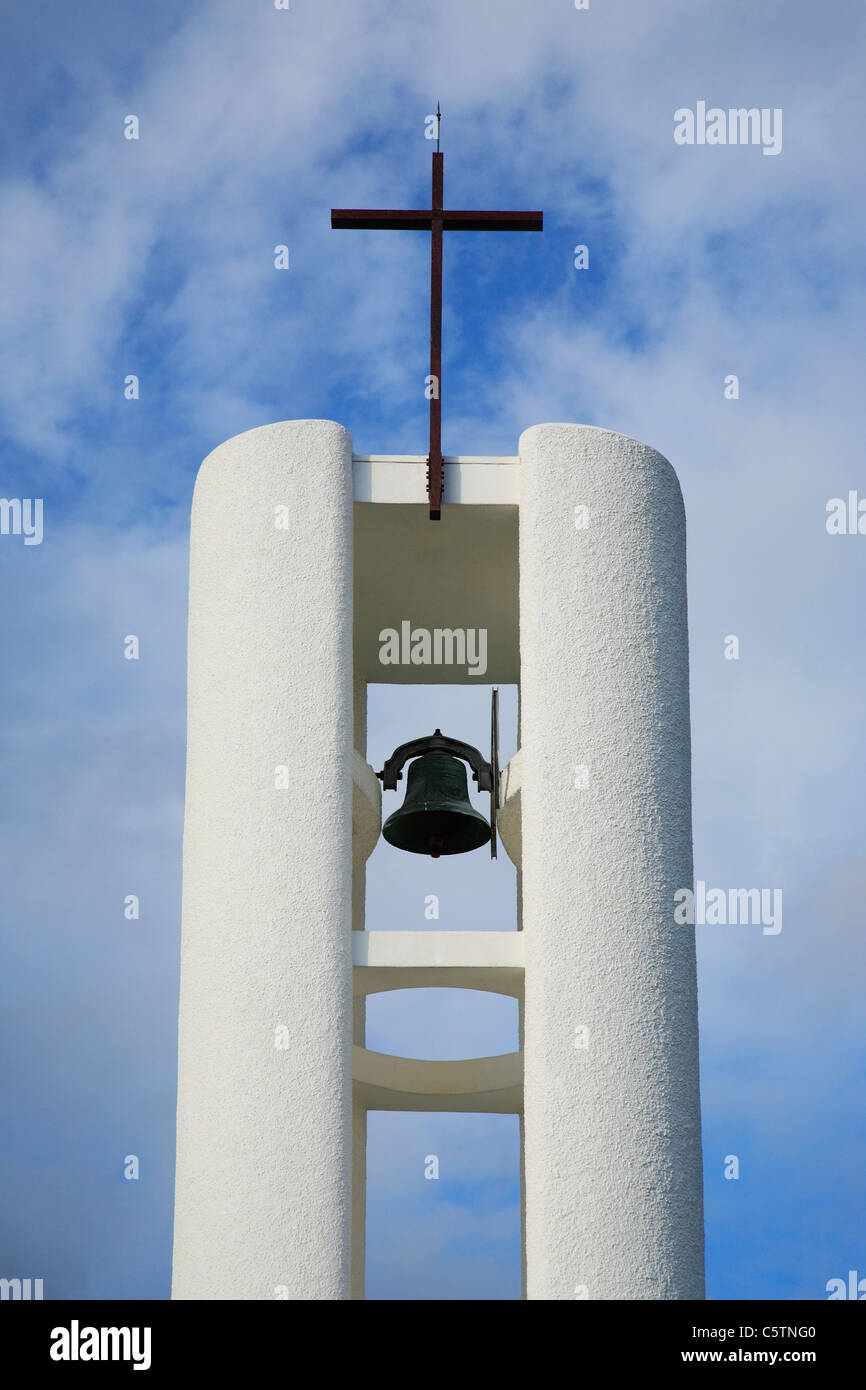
{"left": 377, "top": 729, "right": 492, "bottom": 792}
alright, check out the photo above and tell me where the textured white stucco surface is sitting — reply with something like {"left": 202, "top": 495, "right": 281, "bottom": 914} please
{"left": 519, "top": 424, "right": 704, "bottom": 1301}
{"left": 172, "top": 420, "right": 355, "bottom": 1300}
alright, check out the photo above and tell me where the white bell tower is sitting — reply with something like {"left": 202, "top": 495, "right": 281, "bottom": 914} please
{"left": 171, "top": 418, "right": 705, "bottom": 1301}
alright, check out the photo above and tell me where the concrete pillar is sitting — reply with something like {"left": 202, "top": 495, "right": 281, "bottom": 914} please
{"left": 172, "top": 420, "right": 355, "bottom": 1300}
{"left": 352, "top": 668, "right": 367, "bottom": 1301}
{"left": 519, "top": 424, "right": 704, "bottom": 1301}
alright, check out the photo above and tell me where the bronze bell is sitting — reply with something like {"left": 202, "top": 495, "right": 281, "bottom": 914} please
{"left": 382, "top": 751, "right": 491, "bottom": 857}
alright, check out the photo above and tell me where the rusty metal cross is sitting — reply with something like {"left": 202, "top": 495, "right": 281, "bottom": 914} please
{"left": 331, "top": 114, "right": 542, "bottom": 519}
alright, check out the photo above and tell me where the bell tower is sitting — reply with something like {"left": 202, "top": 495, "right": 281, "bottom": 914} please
{"left": 171, "top": 420, "right": 705, "bottom": 1301}
{"left": 172, "top": 133, "right": 703, "bottom": 1301}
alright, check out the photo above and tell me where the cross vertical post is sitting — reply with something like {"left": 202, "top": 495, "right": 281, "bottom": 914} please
{"left": 429, "top": 152, "right": 444, "bottom": 518}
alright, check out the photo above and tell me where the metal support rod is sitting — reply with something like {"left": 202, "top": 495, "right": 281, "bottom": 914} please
{"left": 490, "top": 687, "right": 499, "bottom": 859}
{"left": 428, "top": 152, "right": 444, "bottom": 520}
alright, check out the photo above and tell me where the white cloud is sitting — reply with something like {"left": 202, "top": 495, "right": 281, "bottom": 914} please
{"left": 2, "top": 0, "right": 865, "bottom": 1298}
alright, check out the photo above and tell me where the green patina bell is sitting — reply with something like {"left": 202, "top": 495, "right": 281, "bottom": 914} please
{"left": 382, "top": 751, "right": 491, "bottom": 858}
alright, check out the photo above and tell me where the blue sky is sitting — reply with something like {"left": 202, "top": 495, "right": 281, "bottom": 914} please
{"left": 1, "top": 0, "right": 864, "bottom": 1300}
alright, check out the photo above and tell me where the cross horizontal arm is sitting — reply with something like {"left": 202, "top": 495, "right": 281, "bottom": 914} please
{"left": 444, "top": 210, "right": 543, "bottom": 231}
{"left": 331, "top": 210, "right": 435, "bottom": 230}
{"left": 331, "top": 209, "right": 543, "bottom": 232}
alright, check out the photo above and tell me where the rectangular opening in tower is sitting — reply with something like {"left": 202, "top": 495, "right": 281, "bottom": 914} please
{"left": 365, "top": 684, "right": 519, "bottom": 933}
{"left": 365, "top": 1112, "right": 521, "bottom": 1301}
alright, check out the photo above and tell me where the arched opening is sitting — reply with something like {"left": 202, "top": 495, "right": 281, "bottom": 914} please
{"left": 365, "top": 986, "right": 518, "bottom": 1061}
